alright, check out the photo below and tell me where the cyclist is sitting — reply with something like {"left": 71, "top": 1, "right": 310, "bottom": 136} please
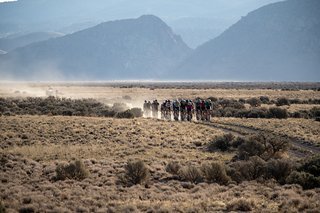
{"left": 172, "top": 99, "right": 180, "bottom": 121}
{"left": 204, "top": 99, "right": 212, "bottom": 121}
{"left": 180, "top": 99, "right": 187, "bottom": 121}
{"left": 152, "top": 100, "right": 159, "bottom": 118}
{"left": 186, "top": 100, "right": 194, "bottom": 122}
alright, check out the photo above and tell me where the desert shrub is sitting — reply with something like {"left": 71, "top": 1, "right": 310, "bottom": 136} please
{"left": 165, "top": 161, "right": 181, "bottom": 176}
{"left": 265, "top": 159, "right": 293, "bottom": 184}
{"left": 276, "top": 97, "right": 290, "bottom": 106}
{"left": 228, "top": 156, "right": 266, "bottom": 182}
{"left": 238, "top": 98, "right": 246, "bottom": 104}
{"left": 128, "top": 108, "right": 143, "bottom": 118}
{"left": 55, "top": 160, "right": 89, "bottom": 181}
{"left": 121, "top": 160, "right": 150, "bottom": 186}
{"left": 267, "top": 136, "right": 289, "bottom": 156}
{"left": 310, "top": 107, "right": 320, "bottom": 119}
{"left": 247, "top": 98, "right": 261, "bottom": 107}
{"left": 201, "top": 162, "right": 230, "bottom": 185}
{"left": 115, "top": 110, "right": 134, "bottom": 119}
{"left": 231, "top": 137, "right": 245, "bottom": 148}
{"left": 247, "top": 107, "right": 268, "bottom": 118}
{"left": 227, "top": 199, "right": 255, "bottom": 212}
{"left": 260, "top": 96, "right": 270, "bottom": 104}
{"left": 218, "top": 98, "right": 245, "bottom": 109}
{"left": 207, "top": 134, "right": 235, "bottom": 152}
{"left": 178, "top": 165, "right": 203, "bottom": 183}
{"left": 286, "top": 171, "right": 320, "bottom": 190}
{"left": 112, "top": 102, "right": 129, "bottom": 112}
{"left": 238, "top": 135, "right": 266, "bottom": 160}
{"left": 298, "top": 155, "right": 320, "bottom": 177}
{"left": 268, "top": 107, "right": 288, "bottom": 119}
{"left": 0, "top": 201, "right": 5, "bottom": 213}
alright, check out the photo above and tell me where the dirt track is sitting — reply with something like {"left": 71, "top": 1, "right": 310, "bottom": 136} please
{"left": 195, "top": 120, "right": 320, "bottom": 158}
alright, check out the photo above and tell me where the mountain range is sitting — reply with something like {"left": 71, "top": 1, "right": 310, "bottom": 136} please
{"left": 176, "top": 0, "right": 320, "bottom": 81}
{"left": 0, "top": 15, "right": 191, "bottom": 80}
{"left": 0, "top": 0, "right": 319, "bottom": 81}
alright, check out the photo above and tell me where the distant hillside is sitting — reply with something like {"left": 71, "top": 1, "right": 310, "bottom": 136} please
{"left": 177, "top": 0, "right": 320, "bottom": 81}
{"left": 0, "top": 0, "right": 281, "bottom": 48}
{"left": 0, "top": 15, "right": 191, "bottom": 80}
{"left": 0, "top": 32, "right": 63, "bottom": 52}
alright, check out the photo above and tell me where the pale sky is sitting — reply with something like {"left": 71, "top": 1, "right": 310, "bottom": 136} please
{"left": 0, "top": 0, "right": 16, "bottom": 2}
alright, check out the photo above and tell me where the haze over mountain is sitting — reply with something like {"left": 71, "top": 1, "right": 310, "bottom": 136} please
{"left": 0, "top": 0, "right": 281, "bottom": 48}
{"left": 0, "top": 15, "right": 191, "bottom": 80}
{"left": 0, "top": 31, "right": 63, "bottom": 52}
{"left": 177, "top": 0, "right": 320, "bottom": 81}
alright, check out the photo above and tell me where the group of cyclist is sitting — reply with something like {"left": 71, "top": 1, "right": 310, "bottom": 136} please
{"left": 143, "top": 98, "right": 213, "bottom": 122}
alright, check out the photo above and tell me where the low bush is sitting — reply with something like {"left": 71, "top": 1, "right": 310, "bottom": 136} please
{"left": 207, "top": 134, "right": 235, "bottom": 152}
{"left": 165, "top": 161, "right": 181, "bottom": 176}
{"left": 268, "top": 107, "right": 288, "bottom": 119}
{"left": 227, "top": 199, "right": 255, "bottom": 212}
{"left": 129, "top": 108, "right": 143, "bottom": 118}
{"left": 298, "top": 155, "right": 320, "bottom": 177}
{"left": 55, "top": 160, "right": 89, "bottom": 181}
{"left": 228, "top": 156, "right": 266, "bottom": 182}
{"left": 115, "top": 110, "right": 135, "bottom": 119}
{"left": 276, "top": 97, "right": 290, "bottom": 106}
{"left": 247, "top": 98, "right": 262, "bottom": 107}
{"left": 265, "top": 158, "right": 293, "bottom": 184}
{"left": 121, "top": 160, "right": 150, "bottom": 186}
{"left": 178, "top": 165, "right": 203, "bottom": 184}
{"left": 238, "top": 135, "right": 266, "bottom": 160}
{"left": 286, "top": 171, "right": 320, "bottom": 190}
{"left": 201, "top": 162, "right": 230, "bottom": 185}
{"left": 260, "top": 96, "right": 270, "bottom": 104}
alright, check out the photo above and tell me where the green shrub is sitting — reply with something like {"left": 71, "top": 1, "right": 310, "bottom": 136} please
{"left": 128, "top": 108, "right": 143, "bottom": 117}
{"left": 247, "top": 98, "right": 261, "bottom": 107}
{"left": 115, "top": 110, "right": 135, "bottom": 119}
{"left": 286, "top": 171, "right": 320, "bottom": 190}
{"left": 268, "top": 107, "right": 288, "bottom": 119}
{"left": 201, "top": 162, "right": 230, "bottom": 185}
{"left": 207, "top": 134, "right": 235, "bottom": 152}
{"left": 55, "top": 160, "right": 89, "bottom": 181}
{"left": 298, "top": 155, "right": 320, "bottom": 177}
{"left": 260, "top": 96, "right": 270, "bottom": 104}
{"left": 276, "top": 97, "right": 290, "bottom": 106}
{"left": 265, "top": 159, "right": 293, "bottom": 184}
{"left": 178, "top": 165, "right": 203, "bottom": 184}
{"left": 121, "top": 160, "right": 150, "bottom": 186}
{"left": 238, "top": 135, "right": 266, "bottom": 160}
{"left": 228, "top": 156, "right": 266, "bottom": 182}
{"left": 165, "top": 161, "right": 181, "bottom": 176}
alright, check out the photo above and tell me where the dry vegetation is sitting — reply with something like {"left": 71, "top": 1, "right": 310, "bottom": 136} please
{"left": 215, "top": 118, "right": 320, "bottom": 146}
{"left": 1, "top": 82, "right": 320, "bottom": 212}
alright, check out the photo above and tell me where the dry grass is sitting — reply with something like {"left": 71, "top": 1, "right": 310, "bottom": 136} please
{"left": 1, "top": 115, "right": 320, "bottom": 212}
{"left": 215, "top": 118, "right": 320, "bottom": 146}
{"left": 1, "top": 84, "right": 320, "bottom": 212}
{"left": 1, "top": 83, "right": 319, "bottom": 108}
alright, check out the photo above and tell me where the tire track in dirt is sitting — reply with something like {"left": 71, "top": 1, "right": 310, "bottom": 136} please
{"left": 194, "top": 120, "right": 320, "bottom": 158}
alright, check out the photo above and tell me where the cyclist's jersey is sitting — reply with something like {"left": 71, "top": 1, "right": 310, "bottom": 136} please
{"left": 153, "top": 102, "right": 159, "bottom": 111}
{"left": 195, "top": 100, "right": 201, "bottom": 110}
{"left": 205, "top": 101, "right": 212, "bottom": 110}
{"left": 186, "top": 102, "right": 193, "bottom": 111}
{"left": 165, "top": 101, "right": 171, "bottom": 110}
{"left": 200, "top": 101, "right": 205, "bottom": 110}
{"left": 180, "top": 101, "right": 186, "bottom": 111}
{"left": 173, "top": 101, "right": 180, "bottom": 110}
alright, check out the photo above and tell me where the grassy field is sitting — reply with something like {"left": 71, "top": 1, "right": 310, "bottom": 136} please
{"left": 214, "top": 118, "right": 320, "bottom": 146}
{"left": 1, "top": 82, "right": 320, "bottom": 212}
